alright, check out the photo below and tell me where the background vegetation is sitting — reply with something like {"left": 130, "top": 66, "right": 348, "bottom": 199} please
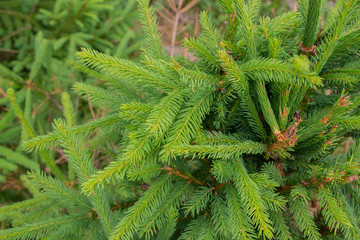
{"left": 0, "top": 0, "right": 142, "bottom": 204}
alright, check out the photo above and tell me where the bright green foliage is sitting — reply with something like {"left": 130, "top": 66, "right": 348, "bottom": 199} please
{"left": 2, "top": 0, "right": 360, "bottom": 239}
{"left": 0, "top": 0, "right": 142, "bottom": 201}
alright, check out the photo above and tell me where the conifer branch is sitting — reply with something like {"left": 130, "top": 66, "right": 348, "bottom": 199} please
{"left": 7, "top": 88, "right": 66, "bottom": 181}
{"left": 0, "top": 215, "right": 89, "bottom": 240}
{"left": 23, "top": 114, "right": 124, "bottom": 152}
{"left": 289, "top": 186, "right": 321, "bottom": 240}
{"left": 110, "top": 175, "right": 172, "bottom": 240}
{"left": 78, "top": 48, "right": 177, "bottom": 92}
{"left": 161, "top": 87, "right": 215, "bottom": 161}
{"left": 139, "top": 181, "right": 191, "bottom": 238}
{"left": 173, "top": 141, "right": 266, "bottom": 160}
{"left": 232, "top": 159, "right": 274, "bottom": 238}
{"left": 138, "top": 0, "right": 167, "bottom": 59}
{"left": 225, "top": 185, "right": 257, "bottom": 239}
{"left": 302, "top": 0, "right": 322, "bottom": 49}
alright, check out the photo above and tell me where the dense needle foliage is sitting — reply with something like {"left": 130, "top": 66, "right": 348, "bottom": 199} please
{"left": 1, "top": 0, "right": 360, "bottom": 239}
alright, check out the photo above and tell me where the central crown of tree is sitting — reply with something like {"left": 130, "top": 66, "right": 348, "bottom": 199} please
{"left": 1, "top": 0, "right": 360, "bottom": 239}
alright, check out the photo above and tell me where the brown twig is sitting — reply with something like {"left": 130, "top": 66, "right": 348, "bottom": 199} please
{"left": 170, "top": 0, "right": 183, "bottom": 56}
{"left": 0, "top": 48, "right": 19, "bottom": 54}
{"left": 0, "top": 88, "right": 7, "bottom": 98}
{"left": 156, "top": 8, "right": 173, "bottom": 24}
{"left": 194, "top": 12, "right": 200, "bottom": 37}
{"left": 88, "top": 98, "right": 96, "bottom": 119}
{"left": 300, "top": 43, "right": 317, "bottom": 55}
{"left": 89, "top": 202, "right": 135, "bottom": 219}
{"left": 32, "top": 97, "right": 48, "bottom": 116}
{"left": 272, "top": 8, "right": 276, "bottom": 18}
{"left": 180, "top": 0, "right": 200, "bottom": 14}
{"left": 344, "top": 138, "right": 352, "bottom": 153}
{"left": 0, "top": 25, "right": 31, "bottom": 43}
{"left": 30, "top": 82, "right": 64, "bottom": 112}
{"left": 111, "top": 202, "right": 135, "bottom": 211}
{"left": 213, "top": 181, "right": 231, "bottom": 193}
{"left": 158, "top": 0, "right": 199, "bottom": 57}
{"left": 162, "top": 165, "right": 207, "bottom": 186}
{"left": 55, "top": 155, "right": 67, "bottom": 164}
{"left": 278, "top": 172, "right": 360, "bottom": 193}
{"left": 56, "top": 2, "right": 87, "bottom": 37}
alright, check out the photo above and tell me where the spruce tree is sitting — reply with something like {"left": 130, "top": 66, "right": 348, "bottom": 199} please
{"left": 1, "top": 0, "right": 360, "bottom": 239}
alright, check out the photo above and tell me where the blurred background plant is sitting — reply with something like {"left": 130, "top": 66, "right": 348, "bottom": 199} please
{"left": 0, "top": 0, "right": 143, "bottom": 206}
{"left": 261, "top": 0, "right": 290, "bottom": 16}
{"left": 153, "top": 0, "right": 292, "bottom": 57}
